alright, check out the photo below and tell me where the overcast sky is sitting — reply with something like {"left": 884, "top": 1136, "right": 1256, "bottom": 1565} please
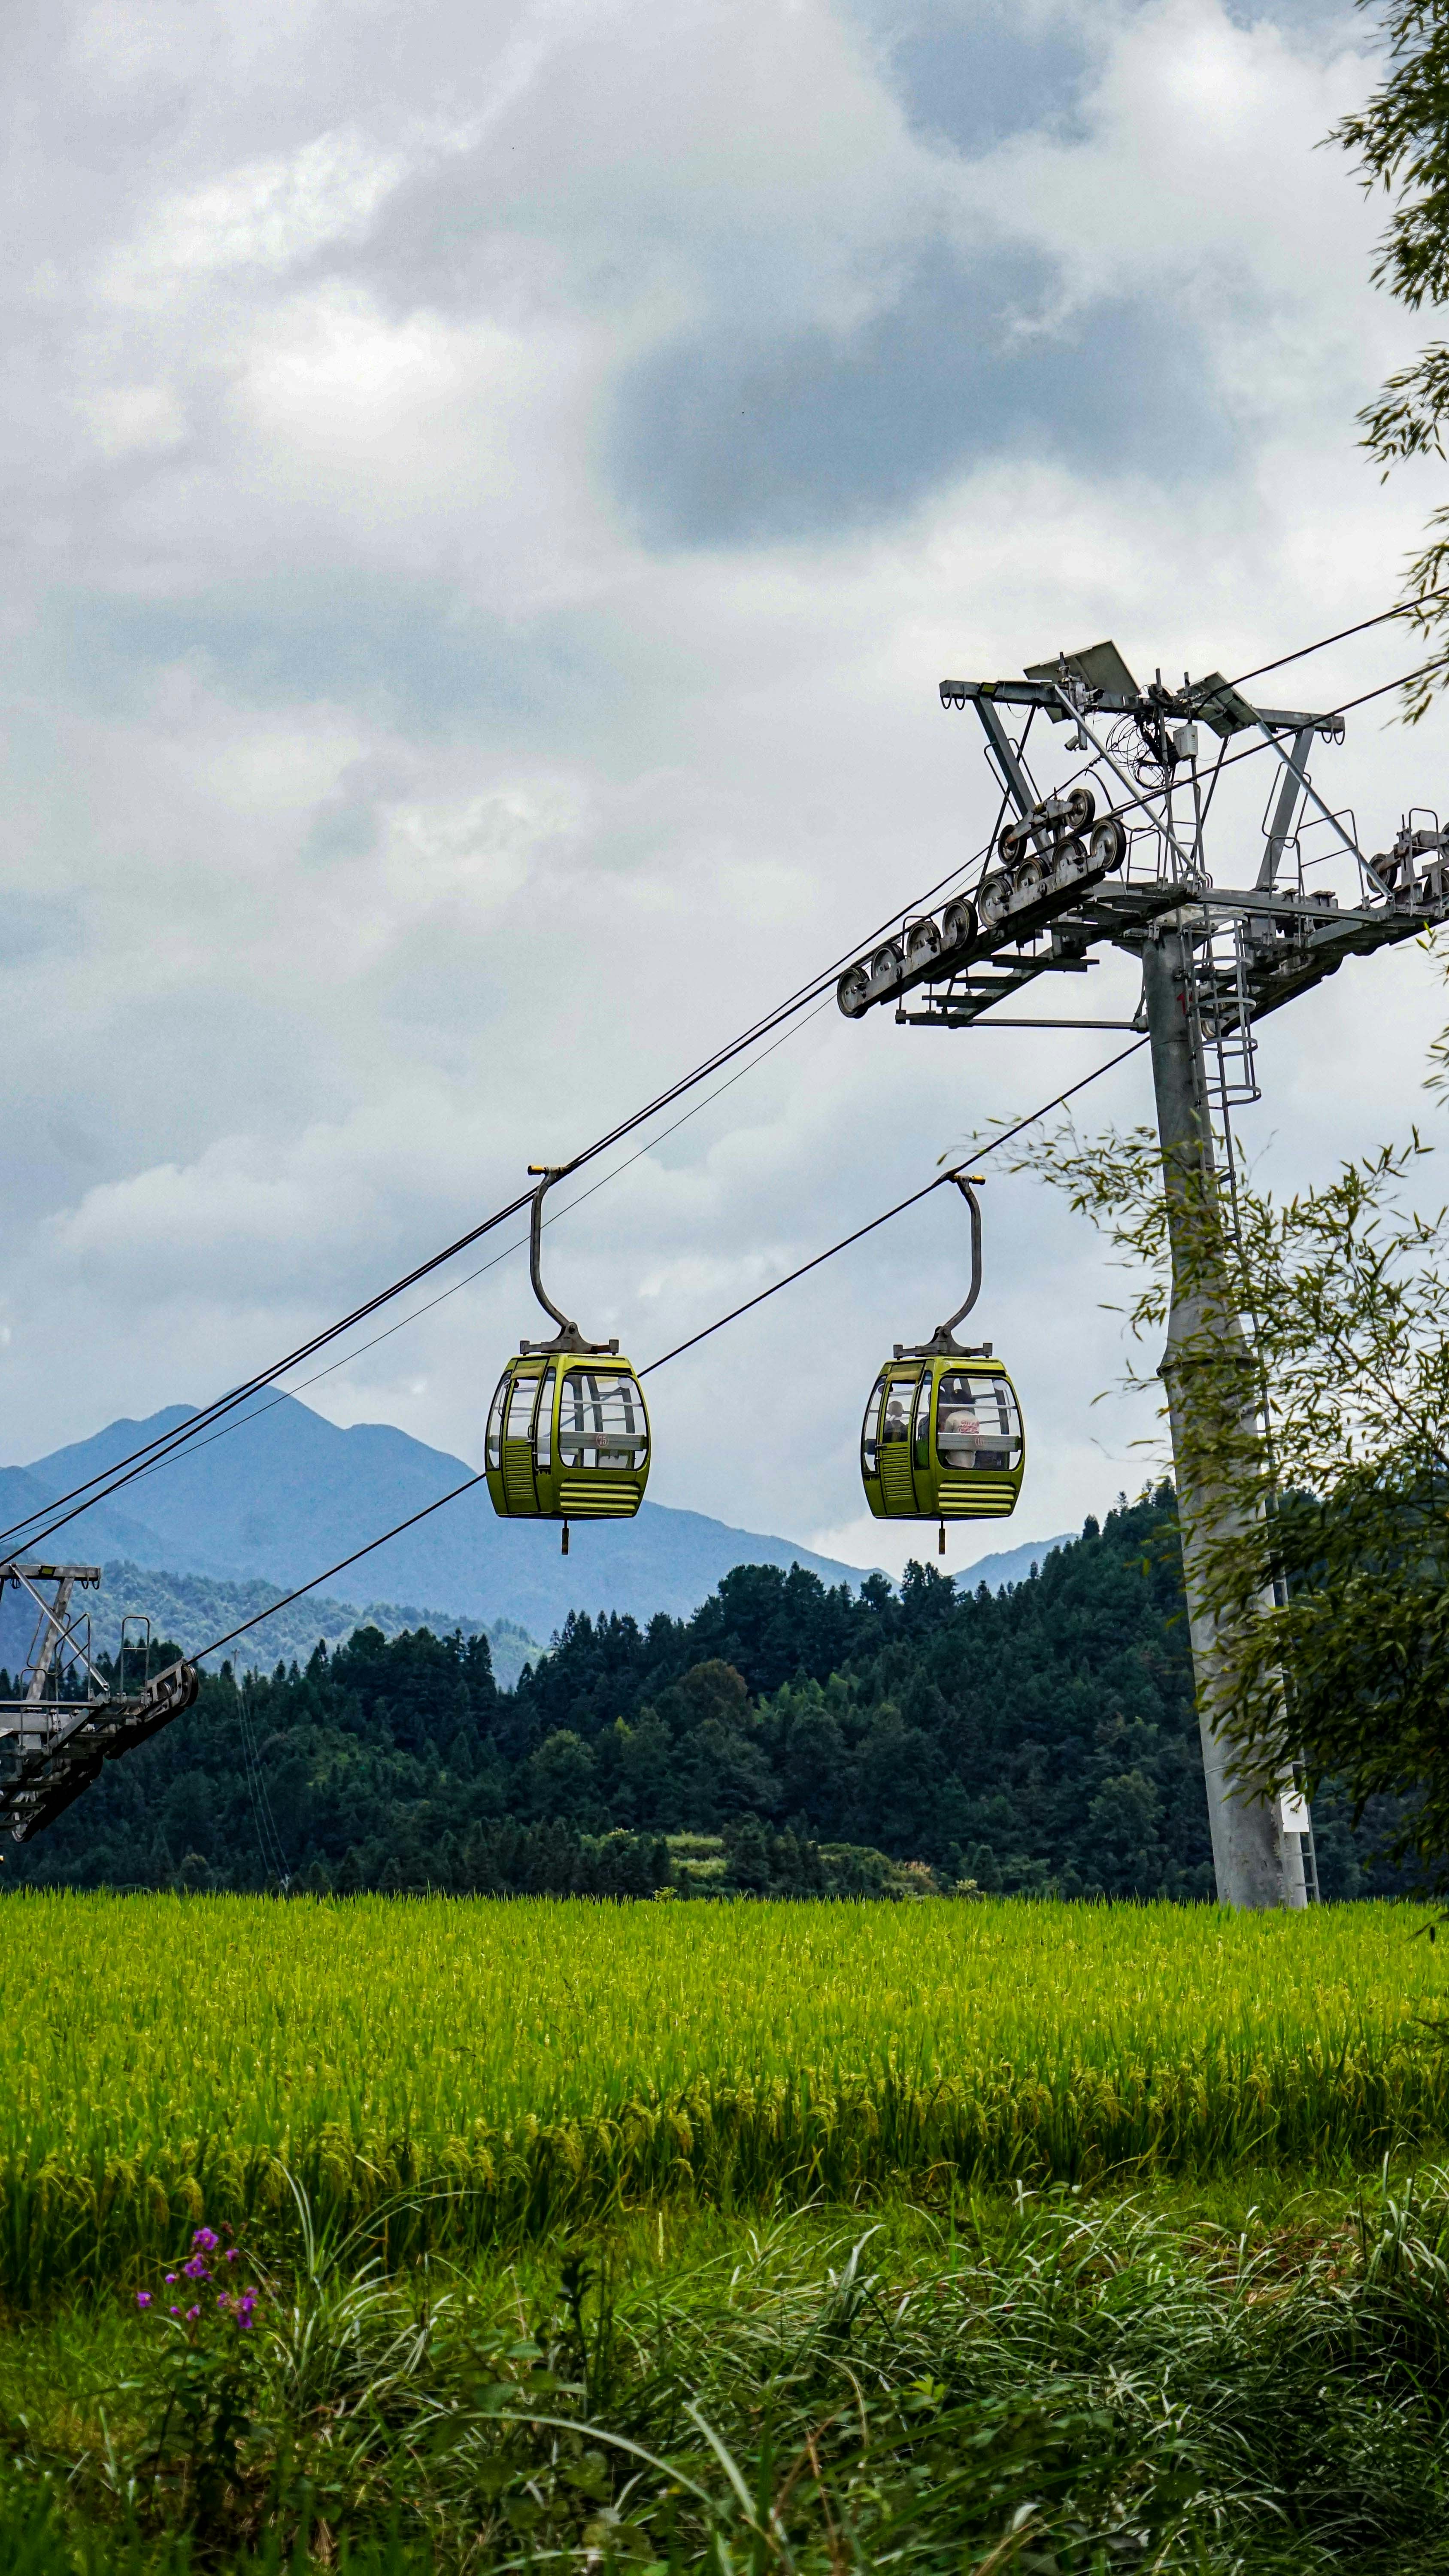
{"left": 5, "top": 0, "right": 1449, "bottom": 1582}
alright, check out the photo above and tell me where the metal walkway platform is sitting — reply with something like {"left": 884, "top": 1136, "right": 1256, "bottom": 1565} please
{"left": 0, "top": 1562, "right": 200, "bottom": 1843}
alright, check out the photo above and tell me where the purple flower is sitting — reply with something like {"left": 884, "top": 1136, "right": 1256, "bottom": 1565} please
{"left": 169, "top": 2305, "right": 180, "bottom": 2316}
{"left": 192, "top": 2227, "right": 219, "bottom": 2251}
{"left": 135, "top": 2290, "right": 152, "bottom": 2310}
{"left": 186, "top": 2305, "right": 200, "bottom": 2321}
{"left": 164, "top": 2273, "right": 176, "bottom": 2284}
{"left": 224, "top": 2248, "right": 239, "bottom": 2263}
{"left": 182, "top": 2255, "right": 210, "bottom": 2281}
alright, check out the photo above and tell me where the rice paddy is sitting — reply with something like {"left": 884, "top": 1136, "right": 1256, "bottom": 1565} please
{"left": 1, "top": 1891, "right": 1445, "bottom": 2302}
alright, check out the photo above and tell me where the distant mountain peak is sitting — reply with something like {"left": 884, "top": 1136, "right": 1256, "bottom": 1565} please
{"left": 14, "top": 1393, "right": 869, "bottom": 1637}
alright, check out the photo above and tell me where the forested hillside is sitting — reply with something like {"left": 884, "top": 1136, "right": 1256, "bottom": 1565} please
{"left": 2, "top": 1492, "right": 1404, "bottom": 1900}
{"left": 0, "top": 1562, "right": 543, "bottom": 1690}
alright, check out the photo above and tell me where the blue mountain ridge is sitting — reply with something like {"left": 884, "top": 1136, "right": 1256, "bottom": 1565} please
{"left": 956, "top": 1533, "right": 1072, "bottom": 1594}
{"left": 6, "top": 1394, "right": 870, "bottom": 1642}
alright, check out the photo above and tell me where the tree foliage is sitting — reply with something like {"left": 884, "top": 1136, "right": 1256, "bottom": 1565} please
{"left": 2, "top": 1509, "right": 1414, "bottom": 1902}
{"left": 1014, "top": 1115, "right": 1449, "bottom": 1879}
{"left": 1333, "top": 0, "right": 1449, "bottom": 711}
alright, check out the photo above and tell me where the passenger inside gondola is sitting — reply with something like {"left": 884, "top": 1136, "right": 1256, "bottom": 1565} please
{"left": 937, "top": 1370, "right": 1021, "bottom": 1471}
{"left": 882, "top": 1386, "right": 912, "bottom": 1443}
{"left": 558, "top": 1371, "right": 649, "bottom": 1471}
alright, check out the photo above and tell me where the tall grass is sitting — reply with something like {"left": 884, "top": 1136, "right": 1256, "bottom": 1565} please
{"left": 8, "top": 2175, "right": 1449, "bottom": 2569}
{"left": 0, "top": 1893, "right": 1444, "bottom": 2302}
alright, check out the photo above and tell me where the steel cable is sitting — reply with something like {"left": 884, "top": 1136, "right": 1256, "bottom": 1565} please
{"left": 1225, "top": 589, "right": 1449, "bottom": 690}
{"left": 84, "top": 998, "right": 840, "bottom": 1507}
{"left": 7, "top": 609, "right": 1443, "bottom": 1561}
{"left": 0, "top": 885, "right": 986, "bottom": 1554}
{"left": 187, "top": 1035, "right": 1149, "bottom": 1666}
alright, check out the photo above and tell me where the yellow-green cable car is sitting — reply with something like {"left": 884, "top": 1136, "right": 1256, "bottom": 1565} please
{"left": 860, "top": 1175, "right": 1024, "bottom": 1543}
{"left": 485, "top": 1166, "right": 650, "bottom": 1552}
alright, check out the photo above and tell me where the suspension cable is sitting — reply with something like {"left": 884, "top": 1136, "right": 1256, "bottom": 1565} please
{"left": 185, "top": 1036, "right": 1148, "bottom": 1667}
{"left": 639, "top": 1039, "right": 1150, "bottom": 1377}
{"left": 1226, "top": 588, "right": 1449, "bottom": 690}
{"left": 9, "top": 610, "right": 1443, "bottom": 1561}
{"left": 193, "top": 1472, "right": 490, "bottom": 1663}
{"left": 0, "top": 874, "right": 983, "bottom": 1553}
{"left": 96, "top": 998, "right": 839, "bottom": 1505}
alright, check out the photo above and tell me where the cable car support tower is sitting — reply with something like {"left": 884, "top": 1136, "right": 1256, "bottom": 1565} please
{"left": 836, "top": 642, "right": 1449, "bottom": 1909}
{"left": 0, "top": 1563, "right": 199, "bottom": 1845}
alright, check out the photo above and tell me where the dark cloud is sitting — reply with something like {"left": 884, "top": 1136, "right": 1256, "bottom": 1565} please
{"left": 861, "top": 1, "right": 1095, "bottom": 156}
{"left": 0, "top": 894, "right": 84, "bottom": 965}
{"left": 1222, "top": 0, "right": 1357, "bottom": 27}
{"left": 852, "top": 0, "right": 1360, "bottom": 165}
{"left": 606, "top": 247, "right": 1232, "bottom": 548}
{"left": 36, "top": 574, "right": 580, "bottom": 732}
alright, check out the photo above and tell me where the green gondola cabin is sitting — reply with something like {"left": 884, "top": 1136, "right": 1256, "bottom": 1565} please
{"left": 859, "top": 1172, "right": 1024, "bottom": 1534}
{"left": 860, "top": 1352, "right": 1023, "bottom": 1522}
{"left": 485, "top": 1355, "right": 650, "bottom": 1524}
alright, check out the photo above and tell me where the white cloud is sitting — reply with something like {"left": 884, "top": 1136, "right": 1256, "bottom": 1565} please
{"left": 112, "top": 129, "right": 411, "bottom": 293}
{"left": 79, "top": 382, "right": 190, "bottom": 459}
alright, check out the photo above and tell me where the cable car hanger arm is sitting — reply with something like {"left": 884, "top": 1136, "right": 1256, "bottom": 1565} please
{"left": 526, "top": 1166, "right": 575, "bottom": 1336}
{"left": 521, "top": 1165, "right": 618, "bottom": 1357}
{"left": 943, "top": 1173, "right": 984, "bottom": 1337}
{"left": 894, "top": 1173, "right": 994, "bottom": 1360}
{"left": 934, "top": 1174, "right": 984, "bottom": 1345}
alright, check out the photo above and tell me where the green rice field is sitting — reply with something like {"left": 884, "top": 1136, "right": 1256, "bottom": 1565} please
{"left": 2, "top": 1891, "right": 1446, "bottom": 2303}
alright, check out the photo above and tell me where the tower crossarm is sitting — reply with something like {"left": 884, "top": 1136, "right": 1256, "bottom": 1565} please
{"left": 938, "top": 676, "right": 1336, "bottom": 737}
{"left": 837, "top": 653, "right": 1449, "bottom": 1030}
{"left": 1200, "top": 885, "right": 1440, "bottom": 1022}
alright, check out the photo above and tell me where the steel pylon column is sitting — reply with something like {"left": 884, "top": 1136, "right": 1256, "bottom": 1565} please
{"left": 1141, "top": 920, "right": 1307, "bottom": 1910}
